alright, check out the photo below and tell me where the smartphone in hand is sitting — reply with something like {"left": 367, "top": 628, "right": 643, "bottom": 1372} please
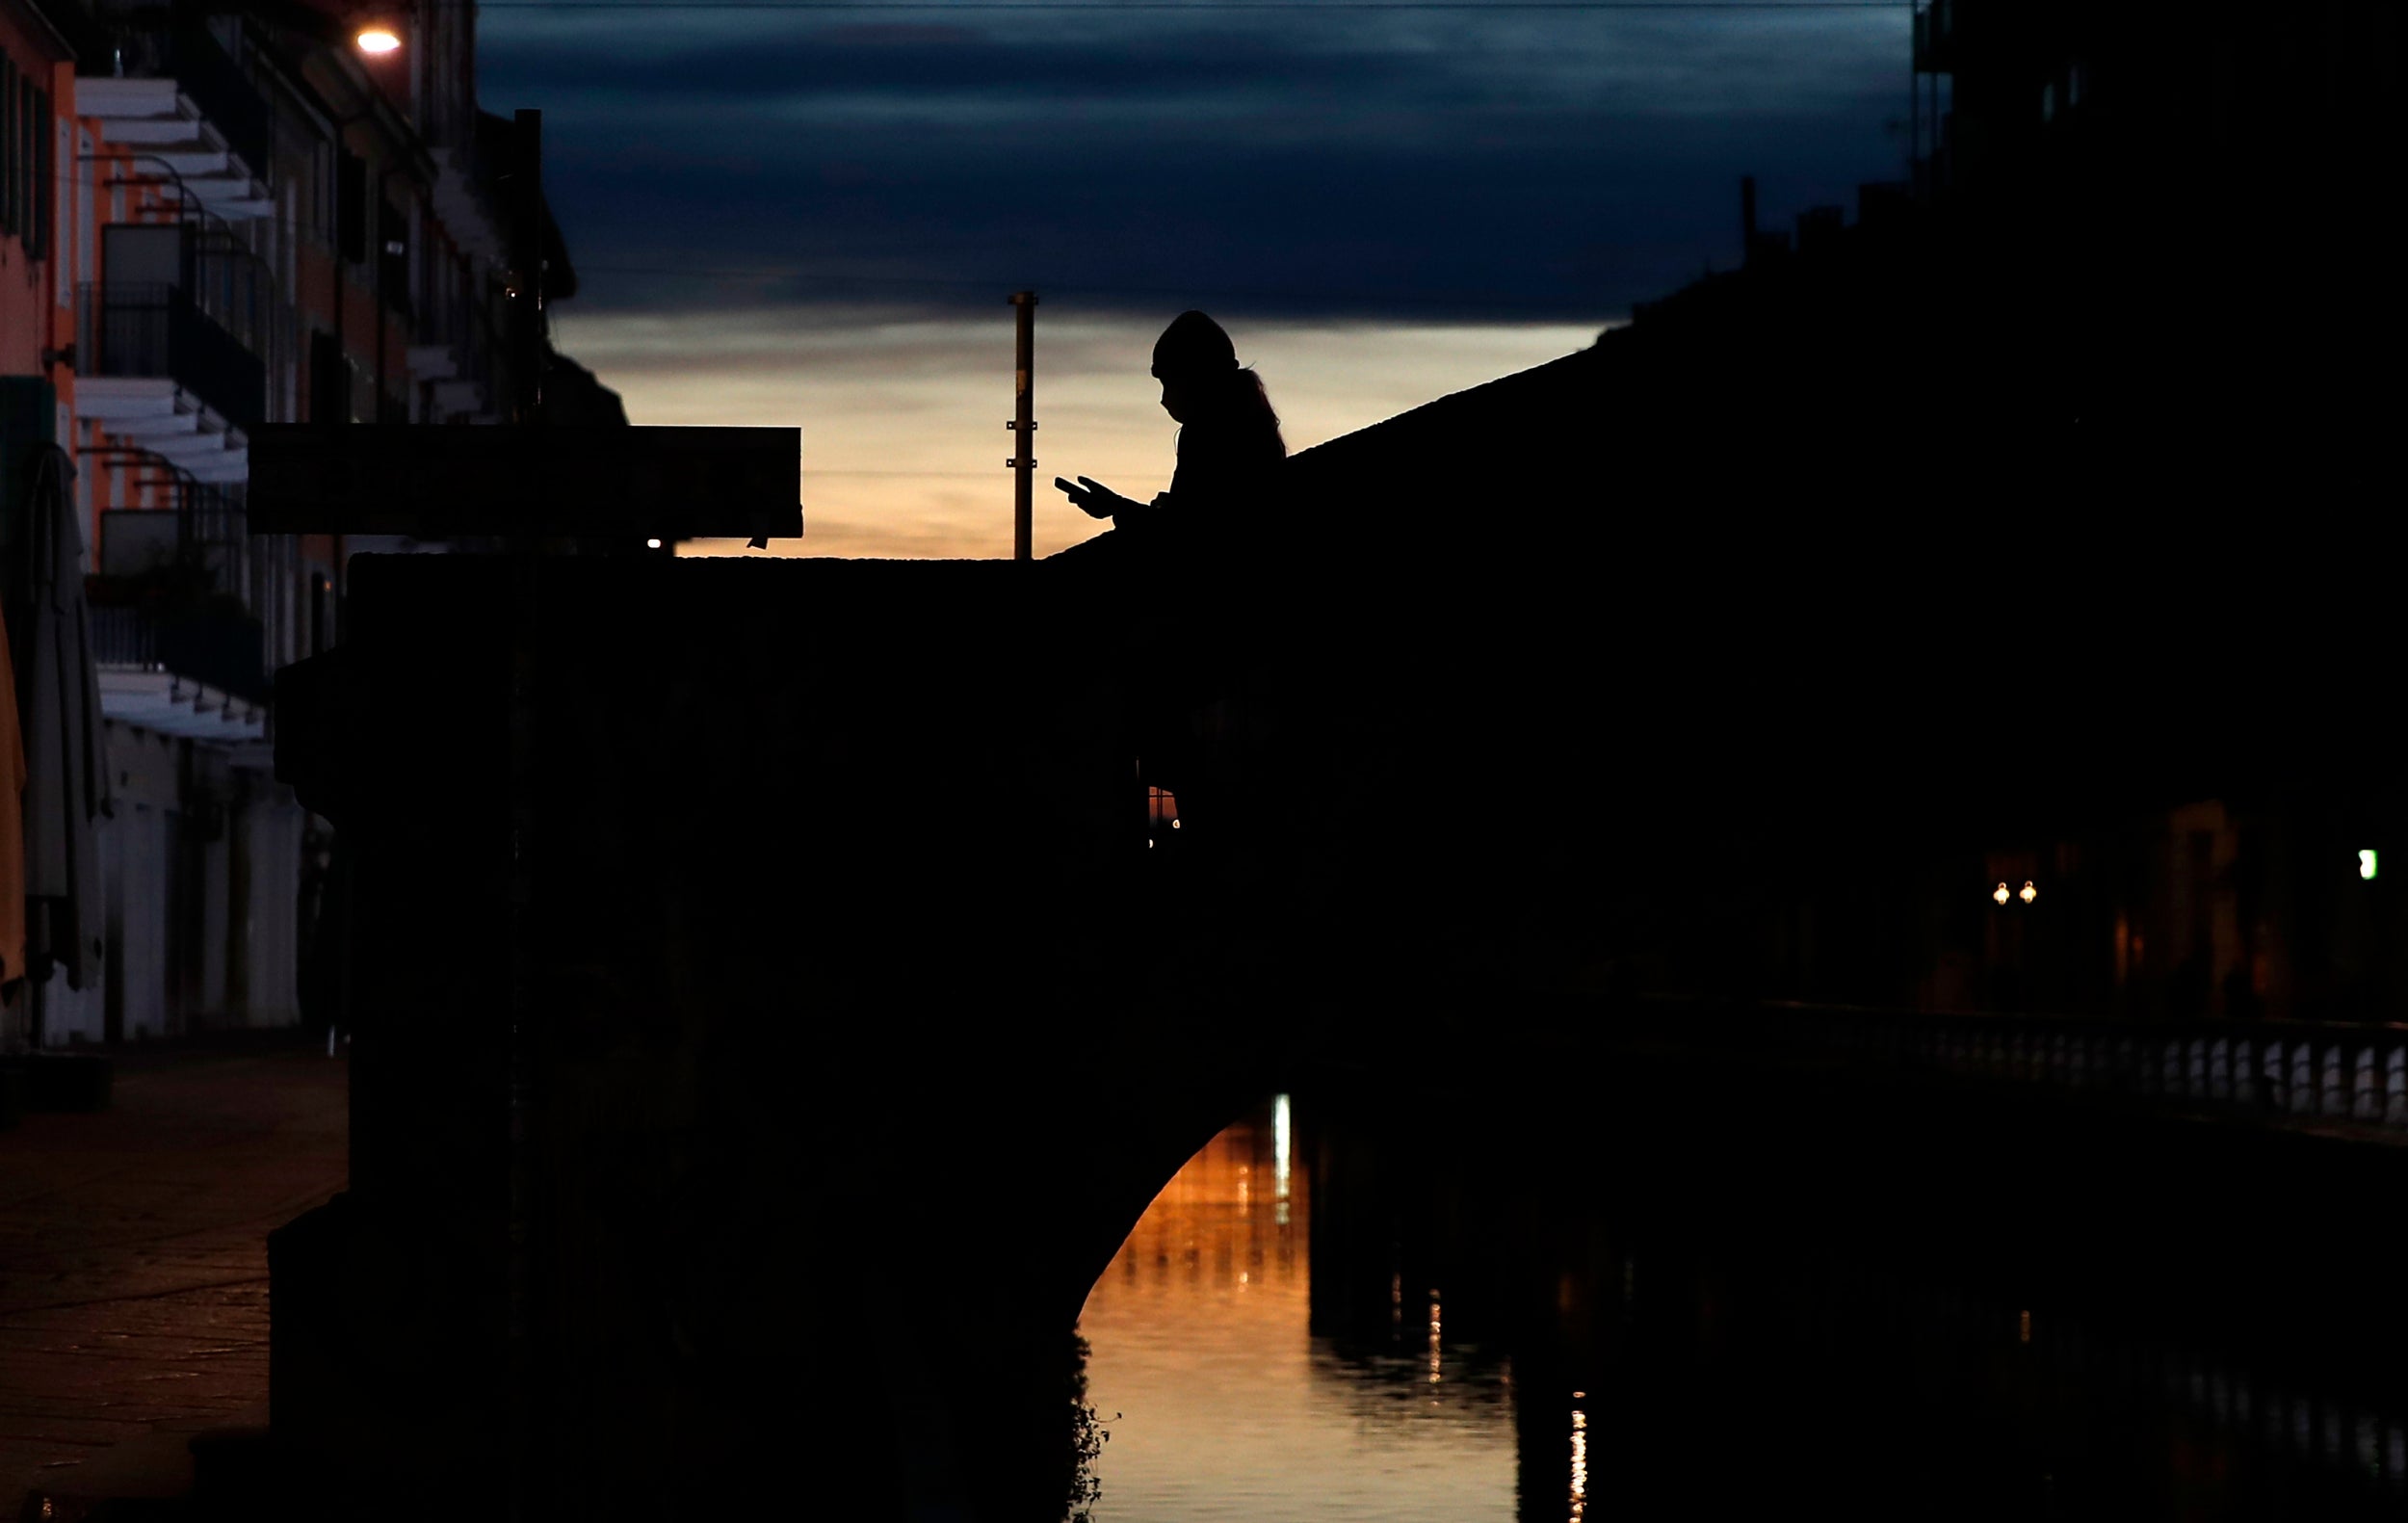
{"left": 1057, "top": 476, "right": 1123, "bottom": 519}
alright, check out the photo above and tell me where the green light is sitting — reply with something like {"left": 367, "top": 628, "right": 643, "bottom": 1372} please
{"left": 2361, "top": 850, "right": 2378, "bottom": 881}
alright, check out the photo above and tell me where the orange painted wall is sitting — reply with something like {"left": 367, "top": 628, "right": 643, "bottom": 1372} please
{"left": 0, "top": 11, "right": 66, "bottom": 377}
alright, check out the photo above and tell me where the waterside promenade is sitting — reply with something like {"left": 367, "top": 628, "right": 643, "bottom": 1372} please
{"left": 1, "top": 1037, "right": 346, "bottom": 1511}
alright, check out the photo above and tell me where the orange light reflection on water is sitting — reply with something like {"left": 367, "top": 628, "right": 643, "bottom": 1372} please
{"left": 1077, "top": 1100, "right": 1518, "bottom": 1523}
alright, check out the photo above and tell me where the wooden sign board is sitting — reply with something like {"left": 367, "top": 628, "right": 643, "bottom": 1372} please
{"left": 246, "top": 425, "right": 802, "bottom": 540}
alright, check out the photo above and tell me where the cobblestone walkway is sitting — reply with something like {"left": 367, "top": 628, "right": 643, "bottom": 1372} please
{"left": 0, "top": 1042, "right": 347, "bottom": 1506}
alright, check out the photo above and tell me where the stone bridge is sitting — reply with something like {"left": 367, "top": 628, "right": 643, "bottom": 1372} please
{"left": 261, "top": 227, "right": 2380, "bottom": 1520}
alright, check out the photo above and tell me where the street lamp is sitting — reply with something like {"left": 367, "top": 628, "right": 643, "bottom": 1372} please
{"left": 183, "top": 0, "right": 406, "bottom": 53}
{"left": 1993, "top": 882, "right": 2010, "bottom": 906}
{"left": 2019, "top": 880, "right": 2037, "bottom": 905}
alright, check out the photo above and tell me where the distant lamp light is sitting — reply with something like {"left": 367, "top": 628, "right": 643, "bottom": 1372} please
{"left": 355, "top": 24, "right": 403, "bottom": 54}
{"left": 1993, "top": 882, "right": 2011, "bottom": 906}
{"left": 2019, "top": 880, "right": 2037, "bottom": 905}
{"left": 2362, "top": 849, "right": 2379, "bottom": 881}
{"left": 645, "top": 538, "right": 663, "bottom": 550}
{"left": 1170, "top": 818, "right": 1181, "bottom": 829}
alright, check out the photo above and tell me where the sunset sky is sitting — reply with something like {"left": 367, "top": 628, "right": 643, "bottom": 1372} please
{"left": 477, "top": 1, "right": 1911, "bottom": 558}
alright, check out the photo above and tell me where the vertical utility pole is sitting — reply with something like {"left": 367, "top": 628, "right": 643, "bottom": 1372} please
{"left": 511, "top": 109, "right": 545, "bottom": 427}
{"left": 1008, "top": 290, "right": 1036, "bottom": 561}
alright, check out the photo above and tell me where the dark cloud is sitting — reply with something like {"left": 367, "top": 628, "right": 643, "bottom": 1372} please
{"left": 488, "top": 27, "right": 1358, "bottom": 103}
{"left": 483, "top": 8, "right": 1909, "bottom": 324}
{"left": 811, "top": 23, "right": 987, "bottom": 47}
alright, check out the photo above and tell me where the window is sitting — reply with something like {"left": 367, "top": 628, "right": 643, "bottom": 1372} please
{"left": 56, "top": 118, "right": 70, "bottom": 271}
{"left": 0, "top": 60, "right": 45, "bottom": 252}
{"left": 4, "top": 54, "right": 18, "bottom": 241}
{"left": 77, "top": 131, "right": 92, "bottom": 282}
{"left": 32, "top": 84, "right": 49, "bottom": 257}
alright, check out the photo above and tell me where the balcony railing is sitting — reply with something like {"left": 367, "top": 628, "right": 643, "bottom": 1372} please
{"left": 100, "top": 482, "right": 247, "bottom": 574}
{"left": 92, "top": 17, "right": 274, "bottom": 178}
{"left": 1635, "top": 999, "right": 2408, "bottom": 1137}
{"left": 90, "top": 605, "right": 160, "bottom": 670}
{"left": 88, "top": 600, "right": 268, "bottom": 699}
{"left": 78, "top": 281, "right": 267, "bottom": 429}
{"left": 190, "top": 226, "right": 288, "bottom": 368}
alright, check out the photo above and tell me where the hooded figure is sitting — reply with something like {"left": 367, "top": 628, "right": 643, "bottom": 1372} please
{"left": 1060, "top": 310, "right": 1286, "bottom": 570}
{"left": 1146, "top": 310, "right": 1285, "bottom": 532}
{"left": 1055, "top": 313, "right": 1291, "bottom": 824}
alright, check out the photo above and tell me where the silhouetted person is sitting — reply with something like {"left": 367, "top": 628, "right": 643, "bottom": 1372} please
{"left": 1058, "top": 309, "right": 1285, "bottom": 572}
{"left": 1056, "top": 312, "right": 1289, "bottom": 875}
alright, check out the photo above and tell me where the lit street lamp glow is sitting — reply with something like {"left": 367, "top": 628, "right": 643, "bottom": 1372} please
{"left": 1993, "top": 882, "right": 2010, "bottom": 906}
{"left": 356, "top": 25, "right": 402, "bottom": 54}
{"left": 2363, "top": 850, "right": 2379, "bottom": 881}
{"left": 2019, "top": 880, "right": 2037, "bottom": 904}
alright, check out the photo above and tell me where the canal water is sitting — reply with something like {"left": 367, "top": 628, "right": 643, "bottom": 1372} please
{"left": 1079, "top": 1096, "right": 1516, "bottom": 1523}
{"left": 1076, "top": 1090, "right": 2408, "bottom": 1522}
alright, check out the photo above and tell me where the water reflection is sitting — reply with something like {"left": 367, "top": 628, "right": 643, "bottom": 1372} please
{"left": 1428, "top": 1291, "right": 1444, "bottom": 1385}
{"left": 1075, "top": 1092, "right": 2408, "bottom": 1521}
{"left": 1077, "top": 1098, "right": 1518, "bottom": 1523}
{"left": 1566, "top": 1397, "right": 1586, "bottom": 1523}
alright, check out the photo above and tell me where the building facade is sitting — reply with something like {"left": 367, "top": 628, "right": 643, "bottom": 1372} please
{"left": 3, "top": 0, "right": 614, "bottom": 1045}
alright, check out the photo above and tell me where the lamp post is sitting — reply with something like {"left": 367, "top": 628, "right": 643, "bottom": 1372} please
{"left": 320, "top": 15, "right": 413, "bottom": 642}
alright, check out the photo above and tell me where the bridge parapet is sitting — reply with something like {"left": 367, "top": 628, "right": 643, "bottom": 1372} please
{"left": 1629, "top": 999, "right": 2408, "bottom": 1139}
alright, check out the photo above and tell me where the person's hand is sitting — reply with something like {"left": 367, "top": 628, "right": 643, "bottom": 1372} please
{"left": 1057, "top": 476, "right": 1138, "bottom": 520}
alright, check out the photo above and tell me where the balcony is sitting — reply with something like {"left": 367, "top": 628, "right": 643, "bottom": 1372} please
{"left": 78, "top": 19, "right": 274, "bottom": 222}
{"left": 77, "top": 283, "right": 264, "bottom": 477}
{"left": 93, "top": 602, "right": 267, "bottom": 702}
{"left": 91, "top": 603, "right": 269, "bottom": 744}
{"left": 99, "top": 481, "right": 249, "bottom": 583}
{"left": 90, "top": 481, "right": 273, "bottom": 744}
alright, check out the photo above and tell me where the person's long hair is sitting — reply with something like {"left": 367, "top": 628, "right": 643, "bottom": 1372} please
{"left": 1158, "top": 310, "right": 1286, "bottom": 458}
{"left": 1217, "top": 367, "right": 1287, "bottom": 459}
